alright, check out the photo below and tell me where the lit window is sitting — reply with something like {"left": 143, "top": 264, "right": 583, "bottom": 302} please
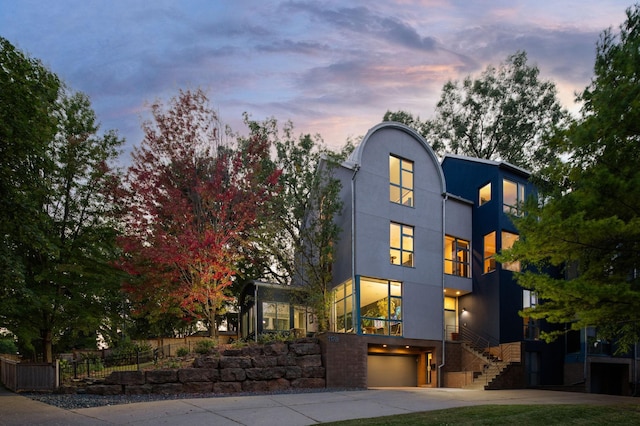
{"left": 503, "top": 179, "right": 525, "bottom": 215}
{"left": 390, "top": 222, "right": 414, "bottom": 267}
{"left": 262, "top": 302, "right": 290, "bottom": 331}
{"left": 444, "top": 235, "right": 470, "bottom": 277}
{"left": 501, "top": 231, "right": 520, "bottom": 272}
{"left": 483, "top": 231, "right": 496, "bottom": 273}
{"left": 332, "top": 280, "right": 354, "bottom": 333}
{"left": 479, "top": 182, "right": 491, "bottom": 206}
{"left": 389, "top": 155, "right": 414, "bottom": 207}
{"left": 360, "top": 277, "right": 402, "bottom": 336}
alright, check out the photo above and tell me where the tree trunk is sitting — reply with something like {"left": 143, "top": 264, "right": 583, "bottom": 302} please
{"left": 41, "top": 329, "right": 53, "bottom": 363}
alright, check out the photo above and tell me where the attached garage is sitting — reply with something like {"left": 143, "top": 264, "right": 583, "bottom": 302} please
{"left": 367, "top": 354, "right": 418, "bottom": 387}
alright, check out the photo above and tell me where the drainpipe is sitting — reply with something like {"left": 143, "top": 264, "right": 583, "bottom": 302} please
{"left": 438, "top": 193, "right": 448, "bottom": 387}
{"left": 254, "top": 284, "right": 259, "bottom": 343}
{"left": 351, "top": 164, "right": 360, "bottom": 317}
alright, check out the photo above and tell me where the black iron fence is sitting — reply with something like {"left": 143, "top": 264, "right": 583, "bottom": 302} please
{"left": 59, "top": 349, "right": 155, "bottom": 383}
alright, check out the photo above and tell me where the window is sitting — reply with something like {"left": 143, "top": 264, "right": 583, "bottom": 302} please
{"left": 389, "top": 155, "right": 414, "bottom": 207}
{"left": 503, "top": 179, "right": 525, "bottom": 215}
{"left": 444, "top": 236, "right": 470, "bottom": 277}
{"left": 390, "top": 222, "right": 414, "bottom": 267}
{"left": 360, "top": 277, "right": 402, "bottom": 336}
{"left": 332, "top": 280, "right": 354, "bottom": 333}
{"left": 501, "top": 231, "right": 520, "bottom": 271}
{"left": 523, "top": 289, "right": 539, "bottom": 340}
{"left": 479, "top": 182, "right": 491, "bottom": 206}
{"left": 262, "top": 302, "right": 290, "bottom": 331}
{"left": 483, "top": 231, "right": 496, "bottom": 273}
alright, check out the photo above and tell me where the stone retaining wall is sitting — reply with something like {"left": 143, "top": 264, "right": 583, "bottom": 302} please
{"left": 85, "top": 338, "right": 325, "bottom": 395}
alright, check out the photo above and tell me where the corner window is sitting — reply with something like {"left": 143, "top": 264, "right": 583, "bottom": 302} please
{"left": 332, "top": 280, "right": 354, "bottom": 333}
{"left": 390, "top": 222, "right": 414, "bottom": 267}
{"left": 444, "top": 235, "right": 470, "bottom": 277}
{"left": 501, "top": 231, "right": 520, "bottom": 272}
{"left": 503, "top": 179, "right": 525, "bottom": 215}
{"left": 389, "top": 155, "right": 414, "bottom": 207}
{"left": 483, "top": 231, "right": 496, "bottom": 273}
{"left": 360, "top": 277, "right": 402, "bottom": 336}
{"left": 262, "top": 302, "right": 290, "bottom": 331}
{"left": 479, "top": 182, "right": 491, "bottom": 206}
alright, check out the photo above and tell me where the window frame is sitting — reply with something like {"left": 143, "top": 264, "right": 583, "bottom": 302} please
{"left": 479, "top": 182, "right": 492, "bottom": 206}
{"left": 389, "top": 154, "right": 414, "bottom": 207}
{"left": 483, "top": 231, "right": 496, "bottom": 274}
{"left": 359, "top": 276, "right": 403, "bottom": 337}
{"left": 503, "top": 179, "right": 525, "bottom": 216}
{"left": 444, "top": 235, "right": 471, "bottom": 278}
{"left": 501, "top": 231, "right": 521, "bottom": 272}
{"left": 390, "top": 222, "right": 414, "bottom": 267}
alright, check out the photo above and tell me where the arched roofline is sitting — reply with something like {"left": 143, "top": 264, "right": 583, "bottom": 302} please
{"left": 349, "top": 121, "right": 446, "bottom": 194}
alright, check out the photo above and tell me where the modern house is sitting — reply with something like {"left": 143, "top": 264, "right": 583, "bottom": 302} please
{"left": 239, "top": 121, "right": 634, "bottom": 394}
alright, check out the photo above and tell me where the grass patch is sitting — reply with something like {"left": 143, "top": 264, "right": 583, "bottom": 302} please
{"left": 322, "top": 404, "right": 640, "bottom": 425}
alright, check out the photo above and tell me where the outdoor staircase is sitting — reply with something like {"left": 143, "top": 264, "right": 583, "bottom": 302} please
{"left": 456, "top": 327, "right": 521, "bottom": 390}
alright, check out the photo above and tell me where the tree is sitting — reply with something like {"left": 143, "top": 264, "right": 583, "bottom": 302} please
{"left": 119, "top": 89, "right": 281, "bottom": 338}
{"left": 386, "top": 52, "right": 570, "bottom": 171}
{"left": 241, "top": 116, "right": 352, "bottom": 331}
{"left": 0, "top": 39, "right": 125, "bottom": 362}
{"left": 503, "top": 6, "right": 640, "bottom": 353}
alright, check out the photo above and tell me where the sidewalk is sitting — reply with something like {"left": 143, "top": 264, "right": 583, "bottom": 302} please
{"left": 1, "top": 386, "right": 636, "bottom": 426}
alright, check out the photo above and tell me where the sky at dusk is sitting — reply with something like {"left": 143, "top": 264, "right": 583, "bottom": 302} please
{"left": 0, "top": 1, "right": 631, "bottom": 161}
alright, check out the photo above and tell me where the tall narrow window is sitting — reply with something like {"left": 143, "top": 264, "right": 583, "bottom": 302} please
{"left": 444, "top": 235, "right": 470, "bottom": 277}
{"left": 501, "top": 231, "right": 520, "bottom": 272}
{"left": 390, "top": 222, "right": 414, "bottom": 267}
{"left": 479, "top": 182, "right": 492, "bottom": 206}
{"left": 483, "top": 231, "right": 496, "bottom": 273}
{"left": 503, "top": 179, "right": 525, "bottom": 215}
{"left": 332, "top": 280, "right": 354, "bottom": 333}
{"left": 389, "top": 155, "right": 414, "bottom": 207}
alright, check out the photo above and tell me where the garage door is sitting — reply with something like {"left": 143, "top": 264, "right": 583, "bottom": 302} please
{"left": 367, "top": 354, "right": 418, "bottom": 387}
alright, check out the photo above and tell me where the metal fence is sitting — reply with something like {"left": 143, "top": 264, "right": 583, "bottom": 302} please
{"left": 59, "top": 349, "right": 155, "bottom": 383}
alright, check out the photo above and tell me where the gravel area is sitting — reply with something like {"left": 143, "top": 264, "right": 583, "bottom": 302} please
{"left": 25, "top": 388, "right": 353, "bottom": 410}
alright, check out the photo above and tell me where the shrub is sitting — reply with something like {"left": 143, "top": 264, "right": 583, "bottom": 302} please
{"left": 176, "top": 347, "right": 190, "bottom": 357}
{"left": 194, "top": 339, "right": 216, "bottom": 355}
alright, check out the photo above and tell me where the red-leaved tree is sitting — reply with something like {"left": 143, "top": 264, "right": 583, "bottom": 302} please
{"left": 118, "top": 89, "right": 281, "bottom": 337}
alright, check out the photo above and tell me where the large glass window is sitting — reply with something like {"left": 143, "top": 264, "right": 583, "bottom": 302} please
{"left": 503, "top": 179, "right": 525, "bottom": 215}
{"left": 389, "top": 155, "right": 414, "bottom": 207}
{"left": 332, "top": 280, "right": 354, "bottom": 333}
{"left": 501, "top": 231, "right": 520, "bottom": 272}
{"left": 479, "top": 182, "right": 492, "bottom": 206}
{"left": 360, "top": 277, "right": 402, "bottom": 336}
{"left": 262, "top": 302, "right": 290, "bottom": 331}
{"left": 483, "top": 231, "right": 496, "bottom": 273}
{"left": 444, "top": 235, "right": 470, "bottom": 277}
{"left": 390, "top": 222, "right": 414, "bottom": 267}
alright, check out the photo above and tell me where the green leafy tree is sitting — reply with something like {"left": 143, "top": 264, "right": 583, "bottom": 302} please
{"left": 241, "top": 116, "right": 352, "bottom": 331}
{"left": 503, "top": 6, "right": 640, "bottom": 353}
{"left": 386, "top": 52, "right": 570, "bottom": 171}
{"left": 0, "top": 41, "right": 125, "bottom": 361}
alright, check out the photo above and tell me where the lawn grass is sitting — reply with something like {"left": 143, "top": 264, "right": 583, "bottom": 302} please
{"left": 322, "top": 404, "right": 640, "bottom": 425}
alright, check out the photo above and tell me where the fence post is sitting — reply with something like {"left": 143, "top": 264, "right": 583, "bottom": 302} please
{"left": 73, "top": 360, "right": 78, "bottom": 379}
{"left": 86, "top": 359, "right": 91, "bottom": 378}
{"left": 136, "top": 349, "right": 140, "bottom": 371}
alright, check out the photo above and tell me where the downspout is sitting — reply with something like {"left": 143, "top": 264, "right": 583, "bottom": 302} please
{"left": 438, "top": 193, "right": 448, "bottom": 387}
{"left": 351, "top": 164, "right": 360, "bottom": 314}
{"left": 254, "top": 285, "right": 259, "bottom": 343}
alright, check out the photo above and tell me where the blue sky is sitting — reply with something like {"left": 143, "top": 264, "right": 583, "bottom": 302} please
{"left": 0, "top": 1, "right": 630, "bottom": 159}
